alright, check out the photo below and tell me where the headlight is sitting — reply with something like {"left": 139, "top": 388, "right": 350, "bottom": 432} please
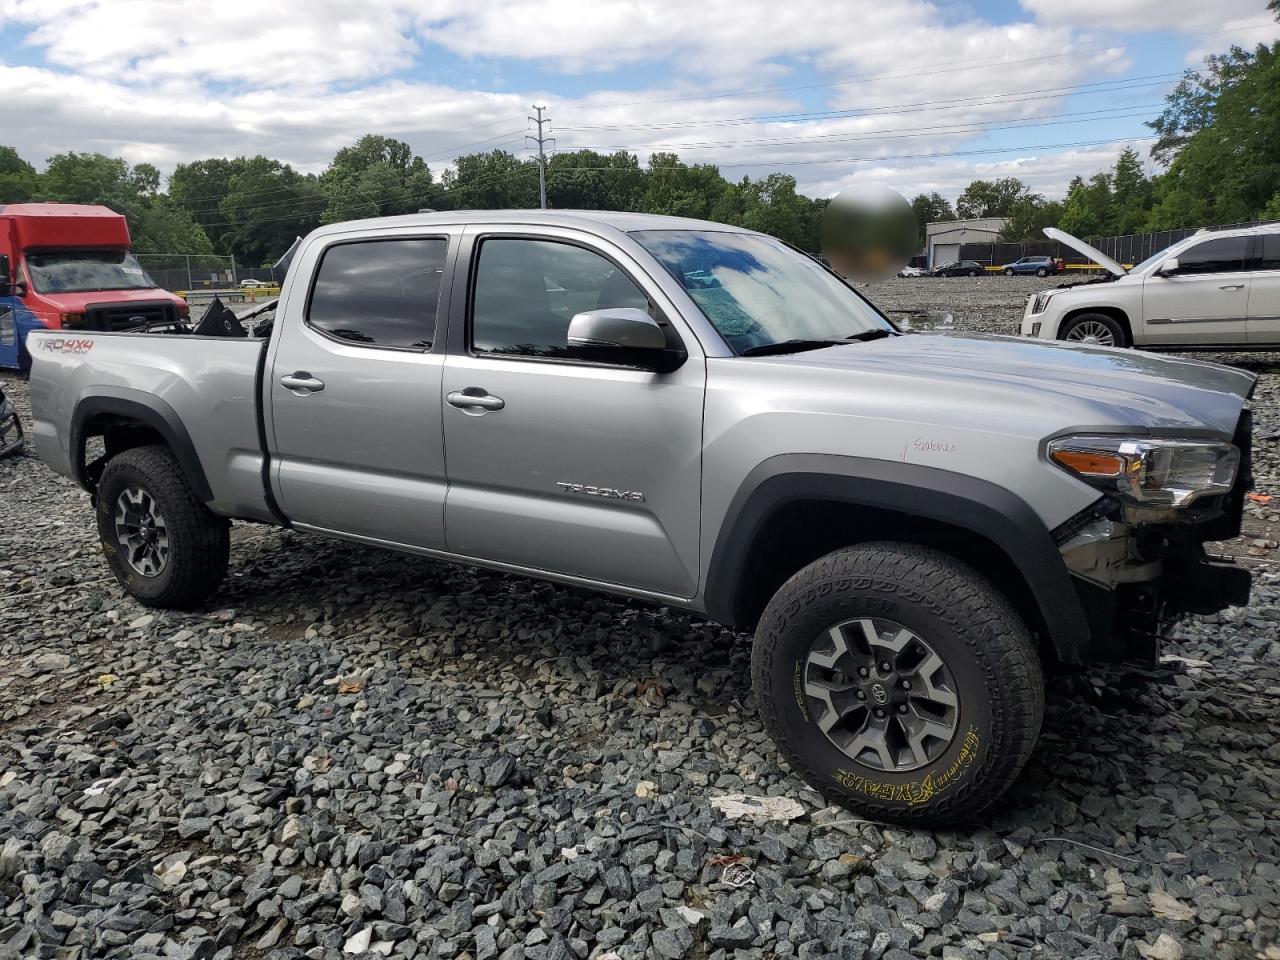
{"left": 1048, "top": 435, "right": 1239, "bottom": 508}
{"left": 1030, "top": 290, "right": 1060, "bottom": 314}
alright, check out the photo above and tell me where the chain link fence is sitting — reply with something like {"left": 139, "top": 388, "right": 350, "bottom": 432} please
{"left": 958, "top": 220, "right": 1279, "bottom": 271}
{"left": 134, "top": 255, "right": 284, "bottom": 292}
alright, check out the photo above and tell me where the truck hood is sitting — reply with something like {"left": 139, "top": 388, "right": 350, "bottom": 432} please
{"left": 776, "top": 333, "right": 1255, "bottom": 438}
{"left": 1043, "top": 227, "right": 1126, "bottom": 277}
{"left": 28, "top": 287, "right": 185, "bottom": 313}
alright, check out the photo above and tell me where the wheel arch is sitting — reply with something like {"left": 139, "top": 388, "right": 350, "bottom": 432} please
{"left": 702, "top": 454, "right": 1092, "bottom": 665}
{"left": 71, "top": 389, "right": 213, "bottom": 502}
{"left": 1060, "top": 305, "right": 1133, "bottom": 346}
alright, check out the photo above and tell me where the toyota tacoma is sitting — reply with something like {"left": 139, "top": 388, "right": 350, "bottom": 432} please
{"left": 28, "top": 211, "right": 1255, "bottom": 825}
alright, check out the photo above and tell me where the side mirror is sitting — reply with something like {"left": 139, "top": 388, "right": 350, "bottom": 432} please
{"left": 567, "top": 308, "right": 685, "bottom": 372}
{"left": 1158, "top": 257, "right": 1180, "bottom": 276}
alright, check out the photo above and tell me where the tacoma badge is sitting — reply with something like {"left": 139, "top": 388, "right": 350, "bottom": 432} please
{"left": 556, "top": 481, "right": 645, "bottom": 502}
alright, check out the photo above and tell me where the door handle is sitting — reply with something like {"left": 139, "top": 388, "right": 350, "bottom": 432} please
{"left": 1219, "top": 284, "right": 1245, "bottom": 290}
{"left": 280, "top": 372, "right": 325, "bottom": 393}
{"left": 447, "top": 388, "right": 505, "bottom": 412}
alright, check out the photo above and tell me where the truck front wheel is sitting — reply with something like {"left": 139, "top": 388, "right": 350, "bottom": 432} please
{"left": 752, "top": 542, "right": 1044, "bottom": 825}
{"left": 96, "top": 445, "right": 230, "bottom": 609}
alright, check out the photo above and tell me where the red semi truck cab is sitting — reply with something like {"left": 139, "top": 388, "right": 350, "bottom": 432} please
{"left": 0, "top": 203, "right": 188, "bottom": 371}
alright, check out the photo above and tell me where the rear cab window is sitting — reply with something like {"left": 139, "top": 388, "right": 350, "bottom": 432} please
{"left": 307, "top": 237, "right": 447, "bottom": 350}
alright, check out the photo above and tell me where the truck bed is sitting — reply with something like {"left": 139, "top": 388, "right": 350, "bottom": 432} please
{"left": 27, "top": 330, "right": 276, "bottom": 522}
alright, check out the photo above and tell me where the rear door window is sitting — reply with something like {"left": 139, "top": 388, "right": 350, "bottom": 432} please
{"left": 1258, "top": 234, "right": 1280, "bottom": 271}
{"left": 308, "top": 238, "right": 447, "bottom": 349}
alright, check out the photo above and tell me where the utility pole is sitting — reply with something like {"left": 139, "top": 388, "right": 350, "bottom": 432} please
{"left": 527, "top": 105, "right": 554, "bottom": 209}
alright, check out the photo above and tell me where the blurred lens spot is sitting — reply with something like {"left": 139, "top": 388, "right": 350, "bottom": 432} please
{"left": 821, "top": 184, "right": 918, "bottom": 282}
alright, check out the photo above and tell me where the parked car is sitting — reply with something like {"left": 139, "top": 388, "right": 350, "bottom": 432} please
{"left": 930, "top": 260, "right": 985, "bottom": 277}
{"left": 29, "top": 210, "right": 1254, "bottom": 826}
{"left": 897, "top": 265, "right": 926, "bottom": 277}
{"left": 1023, "top": 225, "right": 1280, "bottom": 349}
{"left": 1002, "top": 256, "right": 1058, "bottom": 277}
{"left": 239, "top": 279, "right": 270, "bottom": 288}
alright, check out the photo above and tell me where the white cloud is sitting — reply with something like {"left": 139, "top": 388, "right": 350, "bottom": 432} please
{"left": 1019, "top": 0, "right": 1278, "bottom": 48}
{"left": 0, "top": 0, "right": 1197, "bottom": 213}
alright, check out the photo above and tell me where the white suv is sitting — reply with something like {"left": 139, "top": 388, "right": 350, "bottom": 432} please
{"left": 1020, "top": 224, "right": 1280, "bottom": 349}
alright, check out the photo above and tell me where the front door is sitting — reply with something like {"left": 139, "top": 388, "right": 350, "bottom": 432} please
{"left": 267, "top": 232, "right": 455, "bottom": 549}
{"left": 1141, "top": 235, "right": 1251, "bottom": 346}
{"left": 440, "top": 229, "right": 705, "bottom": 598}
{"left": 1248, "top": 233, "right": 1280, "bottom": 346}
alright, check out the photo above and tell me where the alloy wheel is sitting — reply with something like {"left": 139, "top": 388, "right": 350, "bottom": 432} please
{"left": 114, "top": 486, "right": 170, "bottom": 577}
{"left": 803, "top": 617, "right": 960, "bottom": 772}
{"left": 1065, "top": 320, "right": 1115, "bottom": 346}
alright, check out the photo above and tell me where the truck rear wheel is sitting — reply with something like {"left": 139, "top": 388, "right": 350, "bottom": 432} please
{"left": 752, "top": 542, "right": 1044, "bottom": 825}
{"left": 96, "top": 445, "right": 230, "bottom": 609}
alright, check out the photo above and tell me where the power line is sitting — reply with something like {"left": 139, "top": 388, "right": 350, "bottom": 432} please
{"left": 569, "top": 104, "right": 1162, "bottom": 152}
{"left": 183, "top": 71, "right": 1175, "bottom": 221}
{"left": 556, "top": 74, "right": 1181, "bottom": 132}
{"left": 551, "top": 17, "right": 1278, "bottom": 112}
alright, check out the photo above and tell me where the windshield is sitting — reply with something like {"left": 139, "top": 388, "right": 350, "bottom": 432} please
{"left": 25, "top": 249, "right": 157, "bottom": 294}
{"left": 1130, "top": 243, "right": 1180, "bottom": 275}
{"left": 632, "top": 229, "right": 892, "bottom": 354}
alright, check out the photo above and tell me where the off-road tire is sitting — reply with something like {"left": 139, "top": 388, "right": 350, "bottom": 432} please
{"left": 752, "top": 542, "right": 1044, "bottom": 826}
{"left": 1059, "top": 312, "right": 1128, "bottom": 348}
{"left": 96, "top": 445, "right": 230, "bottom": 609}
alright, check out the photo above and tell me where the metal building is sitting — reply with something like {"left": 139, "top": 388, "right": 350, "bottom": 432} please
{"left": 925, "top": 218, "right": 1009, "bottom": 268}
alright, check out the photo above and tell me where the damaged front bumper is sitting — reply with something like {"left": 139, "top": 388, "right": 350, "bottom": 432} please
{"left": 1055, "top": 412, "right": 1253, "bottom": 664}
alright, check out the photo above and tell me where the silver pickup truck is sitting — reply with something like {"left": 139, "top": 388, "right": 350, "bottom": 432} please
{"left": 28, "top": 210, "right": 1255, "bottom": 825}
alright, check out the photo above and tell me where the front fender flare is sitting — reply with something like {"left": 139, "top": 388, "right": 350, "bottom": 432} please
{"left": 702, "top": 454, "right": 1091, "bottom": 662}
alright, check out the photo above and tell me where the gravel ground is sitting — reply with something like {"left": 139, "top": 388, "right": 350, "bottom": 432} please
{"left": 1, "top": 277, "right": 1277, "bottom": 960}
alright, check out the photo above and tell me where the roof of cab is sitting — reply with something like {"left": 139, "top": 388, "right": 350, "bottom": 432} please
{"left": 306, "top": 208, "right": 754, "bottom": 240}
{"left": 0, "top": 203, "right": 125, "bottom": 219}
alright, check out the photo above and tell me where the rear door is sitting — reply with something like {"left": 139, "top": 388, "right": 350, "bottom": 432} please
{"left": 1247, "top": 233, "right": 1280, "bottom": 345}
{"left": 266, "top": 229, "right": 457, "bottom": 549}
{"left": 1140, "top": 235, "right": 1251, "bottom": 346}
{"left": 439, "top": 226, "right": 705, "bottom": 598}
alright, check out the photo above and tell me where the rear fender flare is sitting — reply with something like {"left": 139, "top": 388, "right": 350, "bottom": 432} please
{"left": 70, "top": 388, "right": 213, "bottom": 502}
{"left": 702, "top": 454, "right": 1090, "bottom": 662}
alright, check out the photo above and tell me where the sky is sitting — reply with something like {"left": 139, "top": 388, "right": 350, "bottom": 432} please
{"left": 0, "top": 0, "right": 1277, "bottom": 207}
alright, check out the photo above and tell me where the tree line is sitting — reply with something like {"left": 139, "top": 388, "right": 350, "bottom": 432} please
{"left": 0, "top": 15, "right": 1277, "bottom": 263}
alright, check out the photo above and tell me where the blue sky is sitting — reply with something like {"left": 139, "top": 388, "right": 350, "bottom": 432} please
{"left": 0, "top": 0, "right": 1276, "bottom": 204}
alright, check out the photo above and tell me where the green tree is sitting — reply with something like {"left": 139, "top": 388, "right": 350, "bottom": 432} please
{"left": 1146, "top": 36, "right": 1280, "bottom": 228}
{"left": 955, "top": 178, "right": 1035, "bottom": 219}
{"left": 320, "top": 134, "right": 434, "bottom": 223}
{"left": 218, "top": 157, "right": 325, "bottom": 265}
{"left": 998, "top": 197, "right": 1064, "bottom": 241}
{"left": 168, "top": 158, "right": 250, "bottom": 251}
{"left": 437, "top": 150, "right": 538, "bottom": 209}
{"left": 546, "top": 149, "right": 645, "bottom": 211}
{"left": 0, "top": 146, "right": 38, "bottom": 202}
{"left": 1058, "top": 174, "right": 1112, "bottom": 237}
{"left": 1109, "top": 148, "right": 1153, "bottom": 235}
{"left": 909, "top": 192, "right": 954, "bottom": 244}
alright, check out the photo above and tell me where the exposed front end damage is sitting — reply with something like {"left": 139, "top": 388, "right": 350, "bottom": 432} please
{"left": 1054, "top": 411, "right": 1254, "bottom": 665}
